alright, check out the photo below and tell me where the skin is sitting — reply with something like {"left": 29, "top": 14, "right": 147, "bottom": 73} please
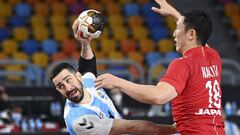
{"left": 51, "top": 12, "right": 178, "bottom": 135}
{"left": 152, "top": 0, "right": 199, "bottom": 54}
{"left": 52, "top": 69, "right": 91, "bottom": 104}
{"left": 94, "top": 0, "right": 200, "bottom": 105}
{"left": 51, "top": 18, "right": 94, "bottom": 104}
{"left": 94, "top": 1, "right": 204, "bottom": 134}
{"left": 173, "top": 16, "right": 199, "bottom": 54}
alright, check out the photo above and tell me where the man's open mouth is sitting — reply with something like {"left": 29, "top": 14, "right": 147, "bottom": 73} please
{"left": 69, "top": 89, "right": 78, "bottom": 98}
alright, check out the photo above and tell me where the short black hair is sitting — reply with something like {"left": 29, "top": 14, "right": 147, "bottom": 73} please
{"left": 50, "top": 63, "right": 76, "bottom": 81}
{"left": 183, "top": 10, "right": 212, "bottom": 45}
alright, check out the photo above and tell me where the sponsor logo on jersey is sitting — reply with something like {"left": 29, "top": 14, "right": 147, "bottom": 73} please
{"left": 195, "top": 108, "right": 221, "bottom": 116}
{"left": 97, "top": 91, "right": 105, "bottom": 99}
{"left": 78, "top": 118, "right": 95, "bottom": 129}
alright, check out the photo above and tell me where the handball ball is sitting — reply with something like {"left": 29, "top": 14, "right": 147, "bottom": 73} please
{"left": 77, "top": 9, "right": 105, "bottom": 39}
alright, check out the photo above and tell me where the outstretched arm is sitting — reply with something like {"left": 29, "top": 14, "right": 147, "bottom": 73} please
{"left": 110, "top": 119, "right": 177, "bottom": 135}
{"left": 71, "top": 115, "right": 177, "bottom": 135}
{"left": 151, "top": 0, "right": 181, "bottom": 22}
{"left": 95, "top": 73, "right": 177, "bottom": 105}
{"left": 72, "top": 19, "right": 97, "bottom": 76}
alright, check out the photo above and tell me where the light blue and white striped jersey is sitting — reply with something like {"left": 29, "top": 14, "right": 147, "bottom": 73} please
{"left": 64, "top": 72, "right": 121, "bottom": 135}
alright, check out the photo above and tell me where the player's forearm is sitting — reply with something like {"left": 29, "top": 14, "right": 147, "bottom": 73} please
{"left": 130, "top": 121, "right": 157, "bottom": 135}
{"left": 155, "top": 124, "right": 178, "bottom": 134}
{"left": 78, "top": 55, "right": 97, "bottom": 76}
{"left": 78, "top": 44, "right": 97, "bottom": 75}
{"left": 131, "top": 121, "right": 177, "bottom": 135}
{"left": 170, "top": 10, "right": 181, "bottom": 22}
{"left": 166, "top": 4, "right": 181, "bottom": 22}
{"left": 115, "top": 78, "right": 166, "bottom": 105}
{"left": 80, "top": 44, "right": 94, "bottom": 59}
{"left": 152, "top": 0, "right": 181, "bottom": 22}
{"left": 110, "top": 119, "right": 177, "bottom": 135}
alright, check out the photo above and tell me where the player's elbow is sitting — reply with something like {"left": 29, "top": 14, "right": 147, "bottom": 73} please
{"left": 151, "top": 95, "right": 168, "bottom": 105}
{"left": 150, "top": 83, "right": 177, "bottom": 105}
{"left": 141, "top": 94, "right": 165, "bottom": 105}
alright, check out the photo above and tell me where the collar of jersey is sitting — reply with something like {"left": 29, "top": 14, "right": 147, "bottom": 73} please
{"left": 183, "top": 46, "right": 203, "bottom": 56}
{"left": 67, "top": 90, "right": 94, "bottom": 107}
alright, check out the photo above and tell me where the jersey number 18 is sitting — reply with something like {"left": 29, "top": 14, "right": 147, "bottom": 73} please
{"left": 205, "top": 80, "right": 221, "bottom": 109}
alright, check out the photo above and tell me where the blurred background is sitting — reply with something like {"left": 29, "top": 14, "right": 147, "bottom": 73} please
{"left": 0, "top": 0, "right": 239, "bottom": 134}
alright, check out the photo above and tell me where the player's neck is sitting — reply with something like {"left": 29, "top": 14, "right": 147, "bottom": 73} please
{"left": 182, "top": 42, "right": 199, "bottom": 55}
{"left": 79, "top": 90, "right": 91, "bottom": 105}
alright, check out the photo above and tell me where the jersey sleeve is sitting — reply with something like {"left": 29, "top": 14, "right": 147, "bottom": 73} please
{"left": 78, "top": 54, "right": 97, "bottom": 77}
{"left": 160, "top": 59, "right": 190, "bottom": 95}
{"left": 71, "top": 115, "right": 113, "bottom": 135}
{"left": 82, "top": 72, "right": 96, "bottom": 89}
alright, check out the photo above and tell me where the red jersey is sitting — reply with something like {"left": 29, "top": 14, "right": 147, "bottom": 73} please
{"left": 160, "top": 46, "right": 225, "bottom": 135}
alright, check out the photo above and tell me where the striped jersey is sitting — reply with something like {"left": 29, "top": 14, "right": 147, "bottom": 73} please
{"left": 64, "top": 72, "right": 121, "bottom": 135}
{"left": 160, "top": 46, "right": 225, "bottom": 135}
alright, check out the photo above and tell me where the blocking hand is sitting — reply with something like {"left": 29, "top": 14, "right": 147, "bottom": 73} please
{"left": 95, "top": 73, "right": 119, "bottom": 90}
{"left": 151, "top": 0, "right": 181, "bottom": 20}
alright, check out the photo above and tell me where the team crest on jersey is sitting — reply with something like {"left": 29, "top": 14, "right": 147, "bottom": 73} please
{"left": 99, "top": 111, "right": 104, "bottom": 119}
{"left": 97, "top": 91, "right": 105, "bottom": 99}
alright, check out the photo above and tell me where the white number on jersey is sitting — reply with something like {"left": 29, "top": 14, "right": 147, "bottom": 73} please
{"left": 205, "top": 80, "right": 221, "bottom": 109}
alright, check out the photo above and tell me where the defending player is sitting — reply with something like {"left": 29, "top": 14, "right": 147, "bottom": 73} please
{"left": 49, "top": 18, "right": 177, "bottom": 135}
{"left": 95, "top": 0, "right": 225, "bottom": 134}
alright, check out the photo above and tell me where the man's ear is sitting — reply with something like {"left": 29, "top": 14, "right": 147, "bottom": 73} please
{"left": 76, "top": 71, "right": 82, "bottom": 81}
{"left": 187, "top": 29, "right": 196, "bottom": 41}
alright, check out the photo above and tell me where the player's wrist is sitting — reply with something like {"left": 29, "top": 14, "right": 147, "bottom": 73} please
{"left": 169, "top": 8, "right": 181, "bottom": 21}
{"left": 80, "top": 40, "right": 90, "bottom": 46}
{"left": 80, "top": 44, "right": 94, "bottom": 59}
{"left": 115, "top": 77, "right": 128, "bottom": 90}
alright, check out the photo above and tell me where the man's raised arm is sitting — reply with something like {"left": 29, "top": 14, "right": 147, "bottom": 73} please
{"left": 72, "top": 19, "right": 97, "bottom": 76}
{"left": 151, "top": 0, "right": 181, "bottom": 22}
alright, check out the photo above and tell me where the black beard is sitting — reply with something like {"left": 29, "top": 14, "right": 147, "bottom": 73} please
{"left": 68, "top": 81, "right": 84, "bottom": 103}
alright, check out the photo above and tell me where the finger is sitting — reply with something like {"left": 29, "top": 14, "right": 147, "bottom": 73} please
{"left": 76, "top": 30, "right": 84, "bottom": 40}
{"left": 96, "top": 75, "right": 104, "bottom": 80}
{"left": 77, "top": 30, "right": 82, "bottom": 39}
{"left": 151, "top": 7, "right": 161, "bottom": 13}
{"left": 72, "top": 19, "right": 79, "bottom": 34}
{"left": 78, "top": 30, "right": 88, "bottom": 39}
{"left": 94, "top": 81, "right": 103, "bottom": 90}
{"left": 94, "top": 79, "right": 101, "bottom": 83}
{"left": 95, "top": 77, "right": 104, "bottom": 83}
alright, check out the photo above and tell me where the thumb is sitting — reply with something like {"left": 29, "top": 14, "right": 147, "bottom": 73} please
{"left": 151, "top": 7, "right": 162, "bottom": 14}
{"left": 72, "top": 19, "right": 79, "bottom": 33}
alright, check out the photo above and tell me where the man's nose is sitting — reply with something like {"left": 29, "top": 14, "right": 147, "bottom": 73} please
{"left": 64, "top": 83, "right": 72, "bottom": 91}
{"left": 173, "top": 31, "right": 176, "bottom": 37}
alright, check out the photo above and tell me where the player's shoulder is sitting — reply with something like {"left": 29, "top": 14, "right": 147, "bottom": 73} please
{"left": 205, "top": 46, "right": 222, "bottom": 61}
{"left": 170, "top": 56, "right": 188, "bottom": 65}
{"left": 82, "top": 72, "right": 96, "bottom": 80}
{"left": 82, "top": 72, "right": 96, "bottom": 89}
{"left": 206, "top": 46, "right": 219, "bottom": 54}
{"left": 64, "top": 99, "right": 91, "bottom": 119}
{"left": 166, "top": 56, "right": 191, "bottom": 72}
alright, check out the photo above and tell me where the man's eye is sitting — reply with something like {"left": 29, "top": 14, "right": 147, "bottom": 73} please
{"left": 59, "top": 84, "right": 64, "bottom": 89}
{"left": 66, "top": 78, "right": 71, "bottom": 83}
